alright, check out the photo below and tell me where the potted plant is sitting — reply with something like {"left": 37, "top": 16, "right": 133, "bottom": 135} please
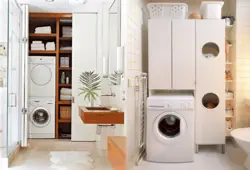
{"left": 79, "top": 71, "right": 101, "bottom": 107}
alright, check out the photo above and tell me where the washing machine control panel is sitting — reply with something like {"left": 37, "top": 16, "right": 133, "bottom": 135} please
{"left": 163, "top": 100, "right": 194, "bottom": 109}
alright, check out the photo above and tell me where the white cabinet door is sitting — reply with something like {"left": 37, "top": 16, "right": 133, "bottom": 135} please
{"left": 72, "top": 13, "right": 97, "bottom": 141}
{"left": 172, "top": 20, "right": 195, "bottom": 90}
{"left": 148, "top": 19, "right": 172, "bottom": 90}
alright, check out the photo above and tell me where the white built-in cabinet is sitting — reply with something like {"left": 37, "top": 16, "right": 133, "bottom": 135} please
{"left": 195, "top": 20, "right": 225, "bottom": 145}
{"left": 148, "top": 19, "right": 195, "bottom": 90}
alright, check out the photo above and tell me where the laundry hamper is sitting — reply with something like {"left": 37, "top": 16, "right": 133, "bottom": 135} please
{"left": 147, "top": 3, "right": 188, "bottom": 19}
{"left": 60, "top": 106, "right": 71, "bottom": 119}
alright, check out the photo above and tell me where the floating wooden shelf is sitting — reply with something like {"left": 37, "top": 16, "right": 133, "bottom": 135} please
{"left": 59, "top": 67, "right": 72, "bottom": 71}
{"left": 29, "top": 50, "right": 57, "bottom": 54}
{"left": 60, "top": 37, "right": 72, "bottom": 41}
{"left": 30, "top": 33, "right": 57, "bottom": 37}
{"left": 226, "top": 98, "right": 234, "bottom": 101}
{"left": 226, "top": 80, "right": 233, "bottom": 83}
{"left": 225, "top": 115, "right": 234, "bottom": 118}
{"left": 59, "top": 84, "right": 72, "bottom": 87}
{"left": 58, "top": 119, "right": 71, "bottom": 123}
{"left": 60, "top": 50, "right": 72, "bottom": 54}
{"left": 58, "top": 101, "right": 71, "bottom": 105}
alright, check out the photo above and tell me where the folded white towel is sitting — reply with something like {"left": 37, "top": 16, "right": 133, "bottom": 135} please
{"left": 32, "top": 41, "right": 43, "bottom": 44}
{"left": 60, "top": 95, "right": 72, "bottom": 101}
{"left": 60, "top": 47, "right": 72, "bottom": 50}
{"left": 35, "top": 30, "right": 52, "bottom": 34}
{"left": 30, "top": 44, "right": 44, "bottom": 48}
{"left": 46, "top": 48, "right": 55, "bottom": 51}
{"left": 60, "top": 88, "right": 72, "bottom": 95}
{"left": 62, "top": 35, "right": 72, "bottom": 38}
{"left": 36, "top": 26, "right": 51, "bottom": 29}
{"left": 31, "top": 48, "right": 45, "bottom": 50}
{"left": 46, "top": 42, "right": 55, "bottom": 45}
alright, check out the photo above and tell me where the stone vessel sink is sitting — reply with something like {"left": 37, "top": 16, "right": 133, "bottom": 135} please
{"left": 79, "top": 106, "right": 124, "bottom": 124}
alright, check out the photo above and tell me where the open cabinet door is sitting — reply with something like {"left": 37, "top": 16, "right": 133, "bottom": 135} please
{"left": 71, "top": 13, "right": 97, "bottom": 141}
{"left": 20, "top": 4, "right": 29, "bottom": 147}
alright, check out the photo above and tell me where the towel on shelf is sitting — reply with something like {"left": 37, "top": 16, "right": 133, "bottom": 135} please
{"left": 35, "top": 26, "right": 52, "bottom": 34}
{"left": 45, "top": 42, "right": 55, "bottom": 50}
{"left": 31, "top": 41, "right": 45, "bottom": 50}
{"left": 60, "top": 47, "right": 72, "bottom": 50}
{"left": 32, "top": 41, "right": 43, "bottom": 44}
{"left": 60, "top": 88, "right": 72, "bottom": 95}
{"left": 60, "top": 95, "right": 72, "bottom": 101}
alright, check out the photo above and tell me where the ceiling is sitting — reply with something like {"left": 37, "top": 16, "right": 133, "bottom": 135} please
{"left": 17, "top": 0, "right": 115, "bottom": 12}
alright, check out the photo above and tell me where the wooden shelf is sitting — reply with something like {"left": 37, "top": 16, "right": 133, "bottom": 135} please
{"left": 60, "top": 37, "right": 72, "bottom": 41}
{"left": 58, "top": 119, "right": 71, "bottom": 123}
{"left": 226, "top": 80, "right": 233, "bottom": 83}
{"left": 30, "top": 33, "right": 57, "bottom": 37}
{"left": 59, "top": 84, "right": 72, "bottom": 87}
{"left": 59, "top": 67, "right": 72, "bottom": 71}
{"left": 226, "top": 98, "right": 234, "bottom": 101}
{"left": 225, "top": 115, "right": 234, "bottom": 118}
{"left": 29, "top": 50, "right": 56, "bottom": 54}
{"left": 58, "top": 101, "right": 71, "bottom": 105}
{"left": 60, "top": 50, "right": 72, "bottom": 54}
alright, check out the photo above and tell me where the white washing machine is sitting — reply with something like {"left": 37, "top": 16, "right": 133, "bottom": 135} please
{"left": 28, "top": 98, "right": 55, "bottom": 138}
{"left": 146, "top": 94, "right": 195, "bottom": 163}
{"left": 29, "top": 56, "right": 56, "bottom": 97}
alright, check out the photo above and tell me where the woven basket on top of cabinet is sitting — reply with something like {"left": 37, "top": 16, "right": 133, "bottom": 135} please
{"left": 60, "top": 106, "right": 71, "bottom": 119}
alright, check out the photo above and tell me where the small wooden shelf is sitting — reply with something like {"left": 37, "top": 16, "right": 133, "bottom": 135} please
{"left": 226, "top": 98, "right": 234, "bottom": 101}
{"left": 225, "top": 115, "right": 234, "bottom": 118}
{"left": 30, "top": 33, "right": 57, "bottom": 37}
{"left": 226, "top": 62, "right": 233, "bottom": 65}
{"left": 29, "top": 50, "right": 56, "bottom": 54}
{"left": 59, "top": 67, "right": 72, "bottom": 71}
{"left": 58, "top": 101, "right": 71, "bottom": 105}
{"left": 226, "top": 80, "right": 233, "bottom": 83}
{"left": 59, "top": 84, "right": 72, "bottom": 87}
{"left": 58, "top": 119, "right": 71, "bottom": 123}
{"left": 60, "top": 50, "right": 72, "bottom": 54}
{"left": 60, "top": 37, "right": 72, "bottom": 41}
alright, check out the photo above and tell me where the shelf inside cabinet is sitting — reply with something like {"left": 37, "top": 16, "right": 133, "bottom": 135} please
{"left": 29, "top": 50, "right": 56, "bottom": 54}
{"left": 59, "top": 84, "right": 72, "bottom": 87}
{"left": 30, "top": 33, "right": 57, "bottom": 37}
{"left": 58, "top": 101, "right": 71, "bottom": 105}
{"left": 59, "top": 67, "right": 72, "bottom": 71}
{"left": 60, "top": 37, "right": 72, "bottom": 41}
{"left": 60, "top": 50, "right": 72, "bottom": 54}
{"left": 58, "top": 119, "right": 71, "bottom": 123}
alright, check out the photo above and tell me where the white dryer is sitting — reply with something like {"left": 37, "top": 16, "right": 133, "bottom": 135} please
{"left": 29, "top": 56, "right": 56, "bottom": 97}
{"left": 146, "top": 94, "right": 195, "bottom": 163}
{"left": 28, "top": 98, "right": 55, "bottom": 138}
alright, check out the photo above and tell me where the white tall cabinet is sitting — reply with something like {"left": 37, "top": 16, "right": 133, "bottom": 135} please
{"left": 195, "top": 20, "right": 225, "bottom": 147}
{"left": 71, "top": 13, "right": 97, "bottom": 141}
{"left": 148, "top": 19, "right": 195, "bottom": 90}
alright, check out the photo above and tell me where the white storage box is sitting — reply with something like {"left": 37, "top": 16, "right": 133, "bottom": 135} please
{"left": 147, "top": 3, "right": 188, "bottom": 19}
{"left": 200, "top": 1, "right": 224, "bottom": 19}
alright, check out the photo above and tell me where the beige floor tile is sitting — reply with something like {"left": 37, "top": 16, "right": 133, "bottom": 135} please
{"left": 136, "top": 141, "right": 247, "bottom": 170}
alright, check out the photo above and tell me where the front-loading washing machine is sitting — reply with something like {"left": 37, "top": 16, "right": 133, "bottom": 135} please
{"left": 29, "top": 56, "right": 56, "bottom": 97}
{"left": 28, "top": 98, "right": 55, "bottom": 138}
{"left": 146, "top": 94, "right": 195, "bottom": 163}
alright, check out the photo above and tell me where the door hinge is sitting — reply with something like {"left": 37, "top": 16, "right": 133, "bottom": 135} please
{"left": 21, "top": 37, "right": 28, "bottom": 43}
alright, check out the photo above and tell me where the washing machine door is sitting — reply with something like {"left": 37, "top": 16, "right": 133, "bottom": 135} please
{"left": 30, "top": 107, "right": 51, "bottom": 128}
{"left": 153, "top": 112, "right": 187, "bottom": 144}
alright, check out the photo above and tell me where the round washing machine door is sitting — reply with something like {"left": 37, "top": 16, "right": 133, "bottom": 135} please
{"left": 153, "top": 112, "right": 187, "bottom": 144}
{"left": 30, "top": 64, "right": 52, "bottom": 86}
{"left": 30, "top": 107, "right": 51, "bottom": 128}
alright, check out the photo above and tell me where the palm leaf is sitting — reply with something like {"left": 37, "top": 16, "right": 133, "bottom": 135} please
{"left": 78, "top": 71, "right": 102, "bottom": 103}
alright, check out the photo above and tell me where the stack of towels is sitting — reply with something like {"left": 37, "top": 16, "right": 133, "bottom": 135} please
{"left": 62, "top": 26, "right": 72, "bottom": 37}
{"left": 31, "top": 41, "right": 45, "bottom": 50}
{"left": 46, "top": 42, "right": 55, "bottom": 51}
{"left": 60, "top": 88, "right": 72, "bottom": 101}
{"left": 35, "top": 26, "right": 52, "bottom": 34}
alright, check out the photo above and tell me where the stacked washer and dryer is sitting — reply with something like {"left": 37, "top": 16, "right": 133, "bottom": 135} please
{"left": 28, "top": 56, "right": 56, "bottom": 138}
{"left": 146, "top": 2, "right": 225, "bottom": 163}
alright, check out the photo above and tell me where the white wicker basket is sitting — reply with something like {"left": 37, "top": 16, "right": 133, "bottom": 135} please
{"left": 147, "top": 3, "right": 188, "bottom": 19}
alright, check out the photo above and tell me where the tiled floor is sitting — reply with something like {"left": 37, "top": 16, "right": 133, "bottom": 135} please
{"left": 136, "top": 141, "right": 247, "bottom": 170}
{"left": 8, "top": 139, "right": 112, "bottom": 170}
